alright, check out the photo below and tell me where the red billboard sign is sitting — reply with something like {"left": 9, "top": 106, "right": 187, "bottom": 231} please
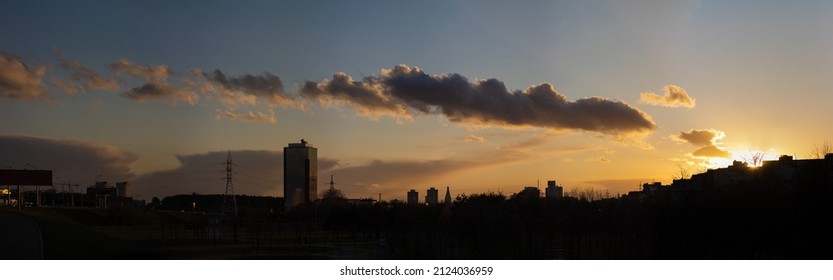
{"left": 0, "top": 170, "right": 53, "bottom": 186}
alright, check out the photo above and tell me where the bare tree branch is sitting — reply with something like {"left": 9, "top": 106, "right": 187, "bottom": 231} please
{"left": 809, "top": 141, "right": 832, "bottom": 159}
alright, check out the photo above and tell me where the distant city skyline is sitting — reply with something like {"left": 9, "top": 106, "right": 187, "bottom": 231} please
{"left": 1, "top": 1, "right": 832, "bottom": 201}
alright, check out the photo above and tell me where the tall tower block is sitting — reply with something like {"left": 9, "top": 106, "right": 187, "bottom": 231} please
{"left": 284, "top": 139, "right": 318, "bottom": 208}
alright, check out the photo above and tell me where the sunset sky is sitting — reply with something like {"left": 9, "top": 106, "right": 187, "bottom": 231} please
{"left": 2, "top": 0, "right": 832, "bottom": 201}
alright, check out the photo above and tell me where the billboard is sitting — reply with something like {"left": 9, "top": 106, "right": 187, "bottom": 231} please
{"left": 0, "top": 170, "right": 53, "bottom": 186}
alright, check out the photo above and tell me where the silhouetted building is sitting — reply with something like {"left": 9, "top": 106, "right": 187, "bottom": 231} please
{"left": 407, "top": 189, "right": 419, "bottom": 205}
{"left": 86, "top": 181, "right": 117, "bottom": 208}
{"left": 642, "top": 182, "right": 663, "bottom": 193}
{"left": 516, "top": 186, "right": 540, "bottom": 199}
{"left": 638, "top": 153, "right": 833, "bottom": 200}
{"left": 444, "top": 186, "right": 452, "bottom": 204}
{"left": 545, "top": 180, "right": 563, "bottom": 199}
{"left": 115, "top": 181, "right": 130, "bottom": 197}
{"left": 284, "top": 139, "right": 318, "bottom": 208}
{"left": 425, "top": 187, "right": 439, "bottom": 205}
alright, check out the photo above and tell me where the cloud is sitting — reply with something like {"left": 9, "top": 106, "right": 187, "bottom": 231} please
{"left": 195, "top": 69, "right": 298, "bottom": 108}
{"left": 221, "top": 110, "right": 276, "bottom": 124}
{"left": 302, "top": 65, "right": 655, "bottom": 135}
{"left": 673, "top": 129, "right": 731, "bottom": 159}
{"left": 1, "top": 52, "right": 658, "bottom": 133}
{"left": 672, "top": 128, "right": 724, "bottom": 146}
{"left": 300, "top": 72, "right": 410, "bottom": 120}
{"left": 0, "top": 53, "right": 49, "bottom": 100}
{"left": 584, "top": 156, "right": 611, "bottom": 164}
{"left": 53, "top": 50, "right": 118, "bottom": 93}
{"left": 108, "top": 59, "right": 201, "bottom": 105}
{"left": 463, "top": 134, "right": 486, "bottom": 143}
{"left": 132, "top": 150, "right": 338, "bottom": 200}
{"left": 639, "top": 85, "right": 695, "bottom": 108}
{"left": 122, "top": 83, "right": 198, "bottom": 105}
{"left": 0, "top": 134, "right": 137, "bottom": 184}
{"left": 109, "top": 59, "right": 173, "bottom": 84}
{"left": 327, "top": 159, "right": 473, "bottom": 198}
{"left": 108, "top": 61, "right": 298, "bottom": 112}
{"left": 692, "top": 145, "right": 731, "bottom": 158}
{"left": 328, "top": 135, "right": 552, "bottom": 198}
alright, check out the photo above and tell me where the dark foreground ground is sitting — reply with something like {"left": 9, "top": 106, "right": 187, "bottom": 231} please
{"left": 5, "top": 175, "right": 833, "bottom": 260}
{"left": 2, "top": 207, "right": 378, "bottom": 260}
{"left": 0, "top": 211, "right": 43, "bottom": 259}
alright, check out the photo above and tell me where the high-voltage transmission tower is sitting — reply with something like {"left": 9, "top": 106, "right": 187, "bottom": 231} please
{"left": 222, "top": 151, "right": 239, "bottom": 219}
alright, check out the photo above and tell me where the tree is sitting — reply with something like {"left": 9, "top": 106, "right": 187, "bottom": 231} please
{"left": 808, "top": 141, "right": 832, "bottom": 159}
{"left": 673, "top": 163, "right": 691, "bottom": 180}
{"left": 741, "top": 150, "right": 766, "bottom": 167}
{"left": 320, "top": 188, "right": 346, "bottom": 202}
{"left": 564, "top": 187, "right": 612, "bottom": 201}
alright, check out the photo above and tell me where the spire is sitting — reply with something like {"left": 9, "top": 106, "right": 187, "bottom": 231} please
{"left": 329, "top": 174, "right": 335, "bottom": 190}
{"left": 444, "top": 186, "right": 452, "bottom": 204}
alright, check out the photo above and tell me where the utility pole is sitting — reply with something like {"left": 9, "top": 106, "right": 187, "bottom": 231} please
{"left": 222, "top": 152, "right": 238, "bottom": 219}
{"left": 55, "top": 181, "right": 79, "bottom": 207}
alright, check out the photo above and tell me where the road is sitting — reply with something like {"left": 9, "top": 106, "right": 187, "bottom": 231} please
{"left": 0, "top": 211, "right": 44, "bottom": 259}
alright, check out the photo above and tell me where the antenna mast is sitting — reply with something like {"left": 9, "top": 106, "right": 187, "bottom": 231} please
{"left": 222, "top": 151, "right": 238, "bottom": 219}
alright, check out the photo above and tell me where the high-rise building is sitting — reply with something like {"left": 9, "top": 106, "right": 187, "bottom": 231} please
{"left": 284, "top": 139, "right": 317, "bottom": 208}
{"left": 115, "top": 182, "right": 130, "bottom": 198}
{"left": 425, "top": 187, "right": 439, "bottom": 205}
{"left": 444, "top": 186, "right": 452, "bottom": 204}
{"left": 545, "top": 180, "right": 563, "bottom": 199}
{"left": 407, "top": 189, "right": 419, "bottom": 205}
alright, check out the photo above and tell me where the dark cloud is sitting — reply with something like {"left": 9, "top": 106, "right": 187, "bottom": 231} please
{"left": 328, "top": 135, "right": 551, "bottom": 199}
{"left": 53, "top": 50, "right": 118, "bottom": 93}
{"left": 672, "top": 129, "right": 731, "bottom": 159}
{"left": 109, "top": 59, "right": 200, "bottom": 105}
{"left": 673, "top": 129, "right": 724, "bottom": 146}
{"left": 0, "top": 53, "right": 48, "bottom": 100}
{"left": 0, "top": 135, "right": 136, "bottom": 185}
{"left": 302, "top": 65, "right": 655, "bottom": 135}
{"left": 639, "top": 85, "right": 695, "bottom": 108}
{"left": 132, "top": 150, "right": 338, "bottom": 200}
{"left": 692, "top": 145, "right": 732, "bottom": 158}
{"left": 136, "top": 138, "right": 542, "bottom": 200}
{"left": 300, "top": 73, "right": 410, "bottom": 119}
{"left": 326, "top": 159, "right": 472, "bottom": 198}
{"left": 122, "top": 83, "right": 198, "bottom": 105}
{"left": 197, "top": 69, "right": 297, "bottom": 107}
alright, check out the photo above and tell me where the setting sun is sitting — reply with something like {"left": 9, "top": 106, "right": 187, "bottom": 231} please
{"left": 703, "top": 149, "right": 780, "bottom": 169}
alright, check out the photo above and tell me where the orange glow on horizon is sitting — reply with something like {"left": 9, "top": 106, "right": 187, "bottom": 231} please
{"left": 703, "top": 148, "right": 780, "bottom": 169}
